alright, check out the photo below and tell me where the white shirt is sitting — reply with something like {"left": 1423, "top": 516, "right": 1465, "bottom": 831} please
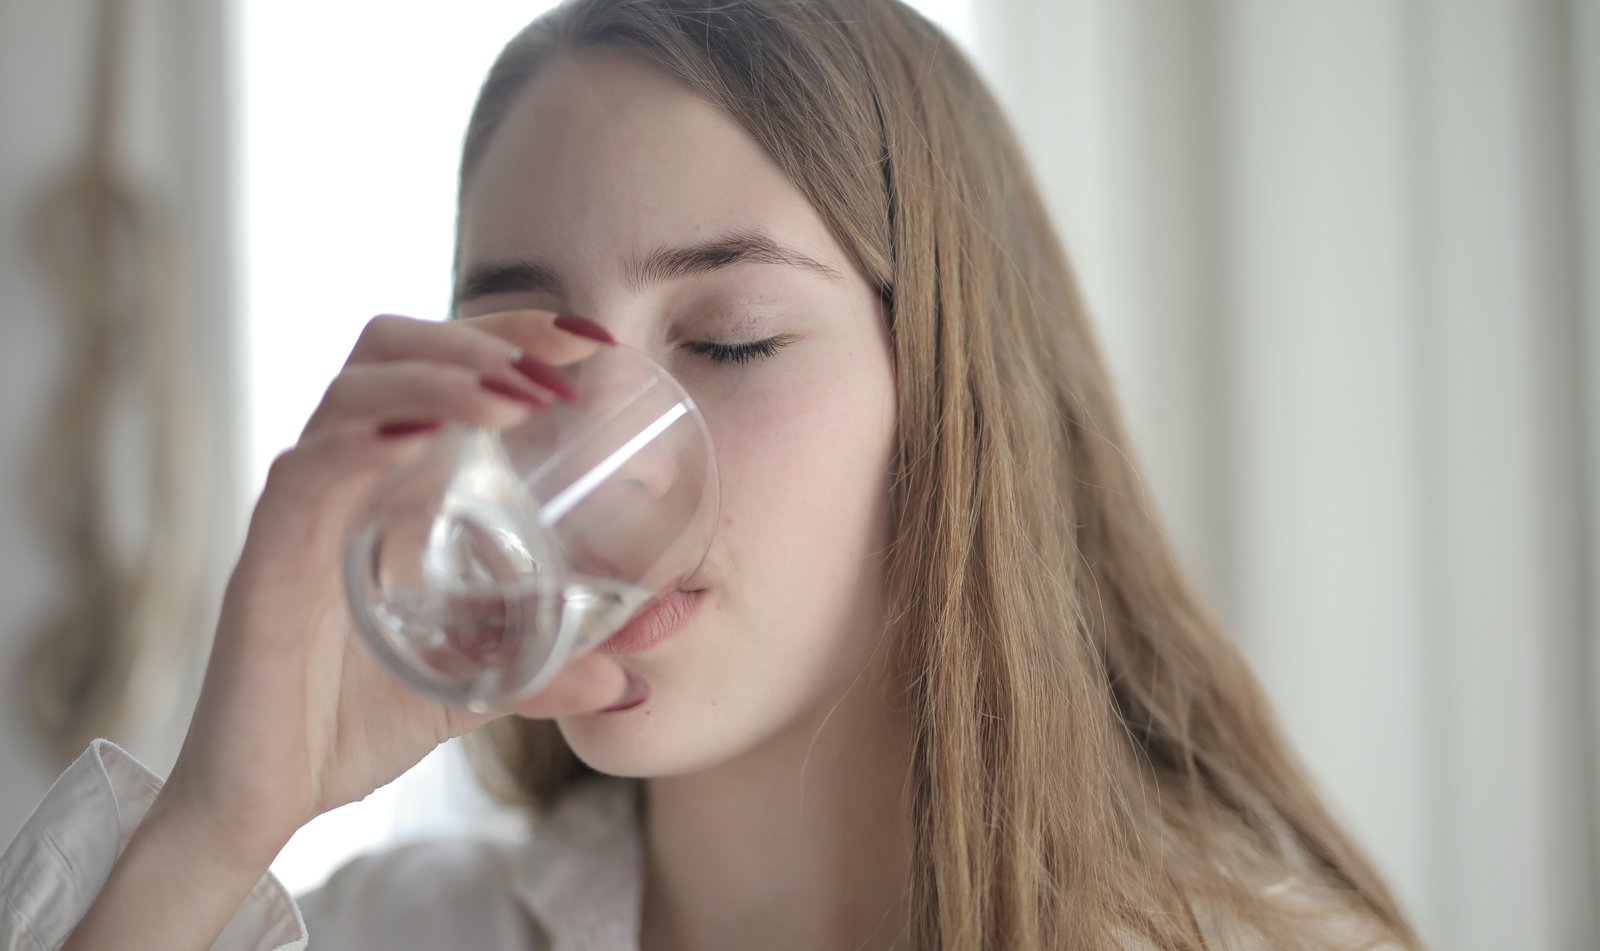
{"left": 0, "top": 739, "right": 645, "bottom": 950}
{"left": 0, "top": 741, "right": 1400, "bottom": 950}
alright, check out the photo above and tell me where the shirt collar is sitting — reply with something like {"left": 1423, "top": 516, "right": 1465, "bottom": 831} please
{"left": 509, "top": 777, "right": 646, "bottom": 951}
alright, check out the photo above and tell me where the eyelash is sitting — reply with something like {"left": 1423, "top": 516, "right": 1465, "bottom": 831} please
{"left": 682, "top": 336, "right": 792, "bottom": 365}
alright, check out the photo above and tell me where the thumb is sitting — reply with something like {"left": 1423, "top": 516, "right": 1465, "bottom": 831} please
{"left": 505, "top": 654, "right": 631, "bottom": 720}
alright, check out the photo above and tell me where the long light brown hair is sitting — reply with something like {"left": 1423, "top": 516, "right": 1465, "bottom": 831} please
{"left": 454, "top": 2, "right": 1420, "bottom": 948}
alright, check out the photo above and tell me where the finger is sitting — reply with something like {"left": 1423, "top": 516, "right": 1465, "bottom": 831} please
{"left": 300, "top": 360, "right": 544, "bottom": 440}
{"left": 348, "top": 311, "right": 610, "bottom": 375}
{"left": 503, "top": 653, "right": 630, "bottom": 719}
{"left": 345, "top": 312, "right": 597, "bottom": 407}
{"left": 345, "top": 313, "right": 527, "bottom": 370}
{"left": 244, "top": 419, "right": 447, "bottom": 561}
{"left": 456, "top": 309, "right": 611, "bottom": 368}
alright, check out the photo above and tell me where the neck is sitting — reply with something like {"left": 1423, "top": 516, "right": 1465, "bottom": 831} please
{"left": 639, "top": 681, "right": 914, "bottom": 951}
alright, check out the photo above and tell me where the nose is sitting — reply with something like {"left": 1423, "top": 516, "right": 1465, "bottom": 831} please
{"left": 608, "top": 402, "right": 682, "bottom": 503}
{"left": 533, "top": 387, "right": 701, "bottom": 539}
{"left": 548, "top": 396, "right": 704, "bottom": 585}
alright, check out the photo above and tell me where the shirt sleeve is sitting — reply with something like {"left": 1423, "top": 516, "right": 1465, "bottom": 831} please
{"left": 0, "top": 738, "right": 307, "bottom": 951}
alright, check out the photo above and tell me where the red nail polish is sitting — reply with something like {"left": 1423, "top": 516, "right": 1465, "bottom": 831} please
{"left": 511, "top": 353, "right": 578, "bottom": 403}
{"left": 553, "top": 314, "right": 616, "bottom": 345}
{"left": 480, "top": 377, "right": 551, "bottom": 406}
{"left": 377, "top": 420, "right": 443, "bottom": 438}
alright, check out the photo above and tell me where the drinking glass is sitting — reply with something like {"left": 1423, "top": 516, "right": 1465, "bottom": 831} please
{"left": 344, "top": 343, "right": 718, "bottom": 712}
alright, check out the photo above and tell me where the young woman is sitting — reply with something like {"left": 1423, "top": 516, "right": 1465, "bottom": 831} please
{"left": 4, "top": 1, "right": 1420, "bottom": 948}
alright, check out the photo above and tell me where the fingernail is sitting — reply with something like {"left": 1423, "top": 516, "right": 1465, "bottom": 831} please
{"left": 601, "top": 672, "right": 650, "bottom": 713}
{"left": 480, "top": 377, "right": 552, "bottom": 406}
{"left": 377, "top": 419, "right": 444, "bottom": 438}
{"left": 511, "top": 353, "right": 578, "bottom": 403}
{"left": 553, "top": 314, "right": 616, "bottom": 345}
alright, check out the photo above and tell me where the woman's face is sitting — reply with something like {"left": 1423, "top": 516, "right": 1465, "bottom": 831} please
{"left": 455, "top": 49, "right": 898, "bottom": 777}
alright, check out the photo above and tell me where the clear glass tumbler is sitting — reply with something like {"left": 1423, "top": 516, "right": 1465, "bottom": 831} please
{"left": 344, "top": 343, "right": 718, "bottom": 712}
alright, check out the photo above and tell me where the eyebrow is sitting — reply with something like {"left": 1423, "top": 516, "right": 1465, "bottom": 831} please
{"left": 457, "top": 259, "right": 567, "bottom": 302}
{"left": 624, "top": 229, "right": 843, "bottom": 291}
{"left": 455, "top": 229, "right": 842, "bottom": 303}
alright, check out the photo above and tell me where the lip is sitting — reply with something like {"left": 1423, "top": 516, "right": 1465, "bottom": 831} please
{"left": 597, "top": 588, "right": 705, "bottom": 654}
{"left": 600, "top": 672, "right": 651, "bottom": 713}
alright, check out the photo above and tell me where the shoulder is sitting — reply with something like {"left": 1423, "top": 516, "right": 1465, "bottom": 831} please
{"left": 295, "top": 834, "right": 545, "bottom": 951}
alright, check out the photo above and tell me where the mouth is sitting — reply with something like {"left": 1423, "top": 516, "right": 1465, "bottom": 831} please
{"left": 597, "top": 586, "right": 706, "bottom": 655}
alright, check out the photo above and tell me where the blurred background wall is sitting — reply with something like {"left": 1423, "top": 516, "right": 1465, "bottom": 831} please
{"left": 976, "top": 3, "right": 1600, "bottom": 947}
{"left": 1, "top": 2, "right": 1595, "bottom": 949}
{"left": 0, "top": 0, "right": 237, "bottom": 856}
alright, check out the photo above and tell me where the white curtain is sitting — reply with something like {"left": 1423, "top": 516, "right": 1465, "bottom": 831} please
{"left": 0, "top": 0, "right": 238, "bottom": 833}
{"left": 971, "top": 2, "right": 1599, "bottom": 949}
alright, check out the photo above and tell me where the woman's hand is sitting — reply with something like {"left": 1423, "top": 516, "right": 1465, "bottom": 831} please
{"left": 155, "top": 310, "right": 624, "bottom": 869}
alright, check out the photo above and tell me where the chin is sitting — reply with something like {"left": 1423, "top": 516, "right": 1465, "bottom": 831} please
{"left": 555, "top": 698, "right": 758, "bottom": 780}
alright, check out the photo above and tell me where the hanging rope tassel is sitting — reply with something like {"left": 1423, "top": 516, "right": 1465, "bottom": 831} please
{"left": 21, "top": 0, "right": 202, "bottom": 763}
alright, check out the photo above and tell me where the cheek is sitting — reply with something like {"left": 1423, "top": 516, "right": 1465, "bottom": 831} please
{"left": 703, "top": 347, "right": 896, "bottom": 613}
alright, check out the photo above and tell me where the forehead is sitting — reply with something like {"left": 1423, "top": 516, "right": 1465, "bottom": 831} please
{"left": 457, "top": 48, "right": 835, "bottom": 276}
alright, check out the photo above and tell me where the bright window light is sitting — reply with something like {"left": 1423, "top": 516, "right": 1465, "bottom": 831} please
{"left": 236, "top": 0, "right": 562, "bottom": 895}
{"left": 237, "top": 0, "right": 970, "bottom": 897}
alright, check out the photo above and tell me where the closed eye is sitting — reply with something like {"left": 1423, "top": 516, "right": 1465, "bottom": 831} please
{"left": 681, "top": 335, "right": 795, "bottom": 365}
